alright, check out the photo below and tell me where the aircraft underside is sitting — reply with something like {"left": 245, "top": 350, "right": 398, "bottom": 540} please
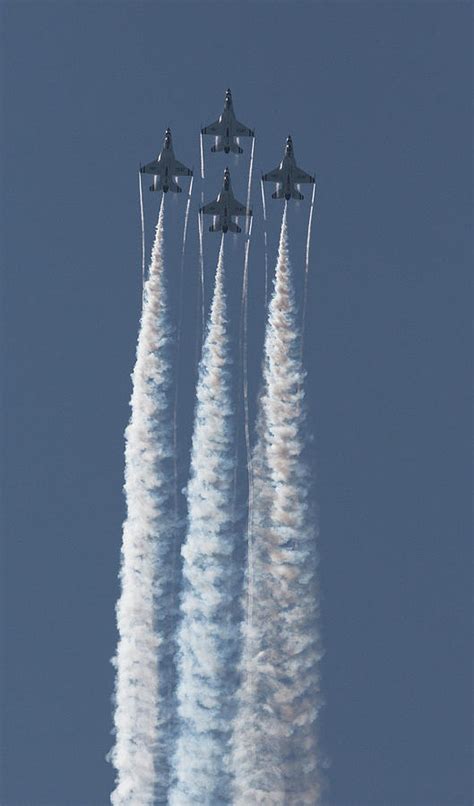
{"left": 211, "top": 136, "right": 243, "bottom": 155}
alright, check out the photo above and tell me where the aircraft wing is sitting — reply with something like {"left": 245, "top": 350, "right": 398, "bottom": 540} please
{"left": 234, "top": 119, "right": 254, "bottom": 138}
{"left": 294, "top": 167, "right": 315, "bottom": 184}
{"left": 172, "top": 160, "right": 193, "bottom": 177}
{"left": 200, "top": 199, "right": 221, "bottom": 215}
{"left": 230, "top": 199, "right": 252, "bottom": 217}
{"left": 201, "top": 120, "right": 223, "bottom": 136}
{"left": 141, "top": 160, "right": 161, "bottom": 175}
{"left": 262, "top": 166, "right": 283, "bottom": 182}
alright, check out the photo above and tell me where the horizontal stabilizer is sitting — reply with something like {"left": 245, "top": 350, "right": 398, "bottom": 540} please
{"left": 272, "top": 186, "right": 286, "bottom": 199}
{"left": 168, "top": 180, "right": 182, "bottom": 193}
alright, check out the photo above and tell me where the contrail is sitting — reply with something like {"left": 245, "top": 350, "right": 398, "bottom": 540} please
{"left": 182, "top": 176, "right": 194, "bottom": 263}
{"left": 196, "top": 209, "right": 205, "bottom": 369}
{"left": 174, "top": 176, "right": 195, "bottom": 516}
{"left": 302, "top": 181, "right": 317, "bottom": 354}
{"left": 241, "top": 216, "right": 253, "bottom": 526}
{"left": 245, "top": 137, "right": 255, "bottom": 235}
{"left": 260, "top": 178, "right": 269, "bottom": 309}
{"left": 200, "top": 131, "right": 205, "bottom": 180}
{"left": 109, "top": 196, "right": 178, "bottom": 806}
{"left": 233, "top": 216, "right": 253, "bottom": 552}
{"left": 138, "top": 171, "right": 145, "bottom": 294}
{"left": 170, "top": 239, "right": 242, "bottom": 805}
{"left": 232, "top": 205, "right": 323, "bottom": 805}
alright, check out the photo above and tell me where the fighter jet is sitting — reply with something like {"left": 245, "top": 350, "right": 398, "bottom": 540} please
{"left": 262, "top": 135, "right": 315, "bottom": 200}
{"left": 201, "top": 88, "right": 254, "bottom": 155}
{"left": 140, "top": 127, "right": 192, "bottom": 193}
{"left": 200, "top": 167, "right": 252, "bottom": 233}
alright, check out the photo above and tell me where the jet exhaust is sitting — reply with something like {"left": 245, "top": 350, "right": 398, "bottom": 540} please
{"left": 231, "top": 206, "right": 323, "bottom": 804}
{"left": 170, "top": 239, "right": 242, "bottom": 805}
{"left": 109, "top": 197, "right": 179, "bottom": 805}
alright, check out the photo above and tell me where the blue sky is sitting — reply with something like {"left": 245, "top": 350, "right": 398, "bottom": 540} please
{"left": 1, "top": 2, "right": 471, "bottom": 804}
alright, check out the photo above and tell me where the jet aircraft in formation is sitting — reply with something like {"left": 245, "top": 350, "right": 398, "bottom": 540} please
{"left": 201, "top": 88, "right": 254, "bottom": 154}
{"left": 140, "top": 127, "right": 192, "bottom": 193}
{"left": 262, "top": 135, "right": 315, "bottom": 200}
{"left": 200, "top": 167, "right": 252, "bottom": 234}
{"left": 140, "top": 90, "right": 316, "bottom": 233}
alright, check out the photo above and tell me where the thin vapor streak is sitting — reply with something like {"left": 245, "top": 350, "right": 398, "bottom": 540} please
{"left": 200, "top": 131, "right": 205, "bottom": 180}
{"left": 182, "top": 176, "right": 194, "bottom": 263}
{"left": 195, "top": 209, "right": 205, "bottom": 371}
{"left": 198, "top": 209, "right": 205, "bottom": 334}
{"left": 174, "top": 175, "right": 195, "bottom": 516}
{"left": 241, "top": 218, "right": 254, "bottom": 626}
{"left": 232, "top": 205, "right": 323, "bottom": 805}
{"left": 245, "top": 137, "right": 255, "bottom": 235}
{"left": 109, "top": 197, "right": 178, "bottom": 806}
{"left": 170, "top": 239, "right": 241, "bottom": 805}
{"left": 260, "top": 179, "right": 269, "bottom": 309}
{"left": 302, "top": 181, "right": 317, "bottom": 354}
{"left": 138, "top": 171, "right": 145, "bottom": 295}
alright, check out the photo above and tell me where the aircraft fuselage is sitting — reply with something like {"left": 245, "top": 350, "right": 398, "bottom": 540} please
{"left": 277, "top": 154, "right": 299, "bottom": 199}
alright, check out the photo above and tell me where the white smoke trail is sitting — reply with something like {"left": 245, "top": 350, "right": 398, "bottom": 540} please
{"left": 232, "top": 205, "right": 323, "bottom": 805}
{"left": 138, "top": 171, "right": 145, "bottom": 294}
{"left": 245, "top": 138, "right": 255, "bottom": 235}
{"left": 109, "top": 197, "right": 178, "bottom": 806}
{"left": 260, "top": 178, "right": 269, "bottom": 309}
{"left": 170, "top": 239, "right": 241, "bottom": 805}
{"left": 302, "top": 181, "right": 317, "bottom": 353}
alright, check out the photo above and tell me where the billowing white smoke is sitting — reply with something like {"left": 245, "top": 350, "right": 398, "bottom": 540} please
{"left": 232, "top": 205, "right": 323, "bottom": 805}
{"left": 170, "top": 239, "right": 242, "bottom": 805}
{"left": 109, "top": 197, "right": 178, "bottom": 806}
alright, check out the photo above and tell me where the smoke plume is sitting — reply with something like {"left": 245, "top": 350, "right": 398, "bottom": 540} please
{"left": 109, "top": 197, "right": 178, "bottom": 805}
{"left": 232, "top": 206, "right": 323, "bottom": 805}
{"left": 170, "top": 239, "right": 242, "bottom": 805}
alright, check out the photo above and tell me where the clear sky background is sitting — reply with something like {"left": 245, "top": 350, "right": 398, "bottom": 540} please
{"left": 1, "top": 2, "right": 471, "bottom": 805}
